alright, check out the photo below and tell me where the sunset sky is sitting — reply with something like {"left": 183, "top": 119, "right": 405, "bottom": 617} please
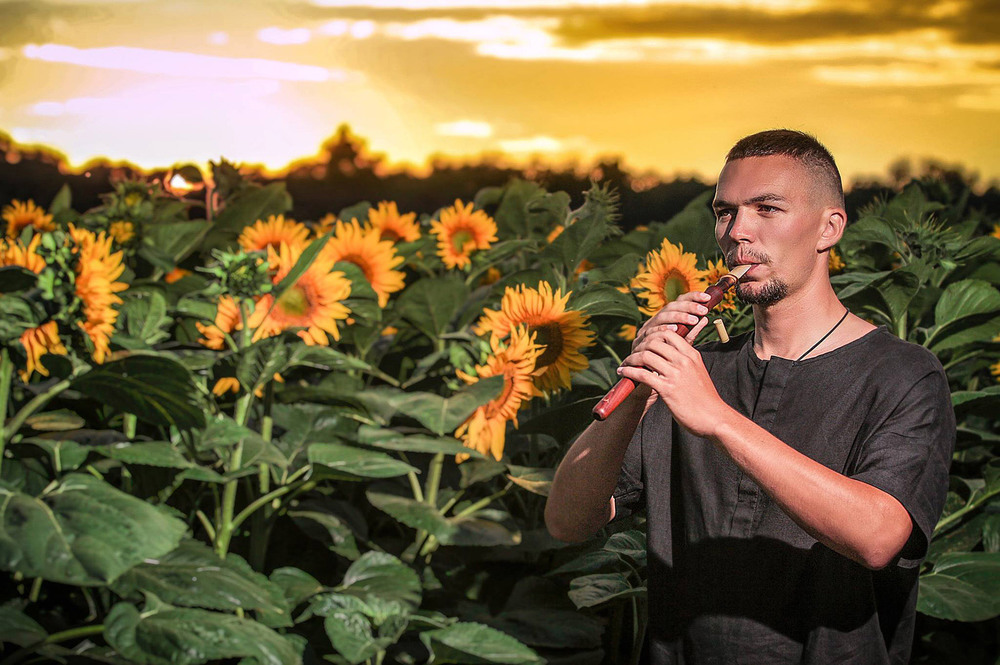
{"left": 2, "top": 0, "right": 999, "bottom": 185}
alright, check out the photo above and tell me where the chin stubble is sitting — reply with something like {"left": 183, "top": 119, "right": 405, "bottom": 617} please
{"left": 736, "top": 279, "right": 789, "bottom": 306}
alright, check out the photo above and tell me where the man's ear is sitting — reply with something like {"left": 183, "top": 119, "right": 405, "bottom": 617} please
{"left": 817, "top": 208, "right": 846, "bottom": 252}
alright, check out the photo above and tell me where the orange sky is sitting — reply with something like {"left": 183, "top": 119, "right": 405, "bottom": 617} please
{"left": 2, "top": 0, "right": 999, "bottom": 185}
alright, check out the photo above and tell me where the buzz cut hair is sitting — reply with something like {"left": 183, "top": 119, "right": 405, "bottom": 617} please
{"left": 725, "top": 129, "right": 845, "bottom": 208}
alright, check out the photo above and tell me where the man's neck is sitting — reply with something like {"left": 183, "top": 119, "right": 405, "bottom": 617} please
{"left": 751, "top": 283, "right": 853, "bottom": 361}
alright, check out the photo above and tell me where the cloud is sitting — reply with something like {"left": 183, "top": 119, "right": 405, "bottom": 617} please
{"left": 435, "top": 120, "right": 494, "bottom": 137}
{"left": 498, "top": 134, "right": 590, "bottom": 154}
{"left": 257, "top": 27, "right": 313, "bottom": 45}
{"left": 21, "top": 43, "right": 355, "bottom": 82}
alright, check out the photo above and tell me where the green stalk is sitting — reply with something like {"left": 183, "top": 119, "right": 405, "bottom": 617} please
{"left": 123, "top": 413, "right": 137, "bottom": 439}
{"left": 934, "top": 485, "right": 1000, "bottom": 535}
{"left": 424, "top": 453, "right": 444, "bottom": 508}
{"left": 3, "top": 624, "right": 106, "bottom": 665}
{"left": 215, "top": 440, "right": 245, "bottom": 558}
{"left": 453, "top": 482, "right": 512, "bottom": 518}
{"left": 2, "top": 378, "right": 72, "bottom": 447}
{"left": 28, "top": 577, "right": 42, "bottom": 603}
{"left": 0, "top": 349, "right": 12, "bottom": 474}
{"left": 232, "top": 480, "right": 315, "bottom": 534}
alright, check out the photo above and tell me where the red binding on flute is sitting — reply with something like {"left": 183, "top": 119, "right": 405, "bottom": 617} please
{"left": 592, "top": 264, "right": 752, "bottom": 421}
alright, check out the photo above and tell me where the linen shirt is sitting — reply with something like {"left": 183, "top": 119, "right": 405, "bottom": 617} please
{"left": 613, "top": 327, "right": 954, "bottom": 664}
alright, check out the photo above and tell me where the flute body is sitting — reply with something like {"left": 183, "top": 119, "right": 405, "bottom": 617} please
{"left": 591, "top": 264, "right": 751, "bottom": 421}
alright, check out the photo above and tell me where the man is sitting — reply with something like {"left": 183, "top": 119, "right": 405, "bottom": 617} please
{"left": 545, "top": 130, "right": 954, "bottom": 664}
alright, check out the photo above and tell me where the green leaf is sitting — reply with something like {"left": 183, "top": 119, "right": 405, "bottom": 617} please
{"left": 540, "top": 183, "right": 619, "bottom": 273}
{"left": 381, "top": 376, "right": 504, "bottom": 435}
{"left": 356, "top": 427, "right": 481, "bottom": 458}
{"left": 604, "top": 530, "right": 646, "bottom": 563}
{"left": 116, "top": 290, "right": 172, "bottom": 346}
{"left": 324, "top": 609, "right": 382, "bottom": 665}
{"left": 338, "top": 551, "right": 422, "bottom": 609}
{"left": 569, "top": 284, "right": 639, "bottom": 321}
{"left": 951, "top": 386, "right": 1000, "bottom": 417}
{"left": 104, "top": 601, "right": 301, "bottom": 665}
{"left": 201, "top": 182, "right": 292, "bottom": 251}
{"left": 653, "top": 189, "right": 718, "bottom": 259}
{"left": 547, "top": 550, "right": 624, "bottom": 577}
{"left": 268, "top": 233, "right": 331, "bottom": 318}
{"left": 235, "top": 336, "right": 289, "bottom": 395}
{"left": 0, "top": 605, "right": 47, "bottom": 647}
{"left": 0, "top": 266, "right": 38, "bottom": 293}
{"left": 113, "top": 539, "right": 290, "bottom": 620}
{"left": 99, "top": 441, "right": 195, "bottom": 469}
{"left": 269, "top": 566, "right": 325, "bottom": 608}
{"left": 49, "top": 183, "right": 72, "bottom": 215}
{"left": 0, "top": 474, "right": 186, "bottom": 585}
{"left": 308, "top": 443, "right": 416, "bottom": 479}
{"left": 490, "top": 179, "right": 546, "bottom": 239}
{"left": 420, "top": 621, "right": 543, "bottom": 665}
{"left": 24, "top": 409, "right": 86, "bottom": 431}
{"left": 197, "top": 414, "right": 286, "bottom": 469}
{"left": 568, "top": 573, "right": 644, "bottom": 609}
{"left": 71, "top": 353, "right": 206, "bottom": 430}
{"left": 15, "top": 437, "right": 90, "bottom": 472}
{"left": 366, "top": 491, "right": 455, "bottom": 541}
{"left": 288, "top": 509, "right": 361, "bottom": 560}
{"left": 918, "top": 552, "right": 1000, "bottom": 621}
{"left": 926, "top": 280, "right": 1000, "bottom": 349}
{"left": 506, "top": 466, "right": 553, "bottom": 497}
{"left": 395, "top": 276, "right": 469, "bottom": 342}
{"left": 144, "top": 220, "right": 211, "bottom": 264}
{"left": 488, "top": 608, "right": 603, "bottom": 649}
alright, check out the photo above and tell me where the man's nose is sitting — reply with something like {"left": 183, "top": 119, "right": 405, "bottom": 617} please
{"left": 726, "top": 209, "right": 753, "bottom": 243}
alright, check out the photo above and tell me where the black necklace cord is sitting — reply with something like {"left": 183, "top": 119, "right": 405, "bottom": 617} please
{"left": 795, "top": 308, "right": 850, "bottom": 362}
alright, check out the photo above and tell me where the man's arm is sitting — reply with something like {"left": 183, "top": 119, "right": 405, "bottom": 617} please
{"left": 544, "top": 382, "right": 651, "bottom": 542}
{"left": 618, "top": 329, "right": 913, "bottom": 570}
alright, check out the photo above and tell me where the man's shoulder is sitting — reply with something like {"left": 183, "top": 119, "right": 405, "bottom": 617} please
{"left": 851, "top": 327, "right": 945, "bottom": 380}
{"left": 695, "top": 330, "right": 753, "bottom": 357}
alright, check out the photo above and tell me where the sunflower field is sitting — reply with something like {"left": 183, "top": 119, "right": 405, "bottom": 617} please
{"left": 1, "top": 164, "right": 999, "bottom": 664}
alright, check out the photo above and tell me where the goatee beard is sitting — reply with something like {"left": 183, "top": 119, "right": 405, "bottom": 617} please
{"left": 736, "top": 279, "right": 789, "bottom": 307}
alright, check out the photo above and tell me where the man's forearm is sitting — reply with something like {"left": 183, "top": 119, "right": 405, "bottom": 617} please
{"left": 711, "top": 406, "right": 913, "bottom": 570}
{"left": 545, "top": 384, "right": 652, "bottom": 542}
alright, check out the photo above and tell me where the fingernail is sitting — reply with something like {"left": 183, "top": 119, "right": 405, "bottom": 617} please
{"left": 688, "top": 315, "right": 699, "bottom": 324}
{"left": 697, "top": 305, "right": 708, "bottom": 314}
{"left": 616, "top": 367, "right": 623, "bottom": 374}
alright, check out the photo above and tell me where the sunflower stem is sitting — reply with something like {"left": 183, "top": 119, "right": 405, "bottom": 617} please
{"left": 123, "top": 413, "right": 137, "bottom": 439}
{"left": 0, "top": 349, "right": 12, "bottom": 475}
{"left": 2, "top": 378, "right": 73, "bottom": 449}
{"left": 216, "top": 439, "right": 244, "bottom": 559}
{"left": 424, "top": 453, "right": 444, "bottom": 508}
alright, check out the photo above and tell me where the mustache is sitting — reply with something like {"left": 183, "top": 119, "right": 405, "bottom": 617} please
{"left": 726, "top": 248, "right": 770, "bottom": 269}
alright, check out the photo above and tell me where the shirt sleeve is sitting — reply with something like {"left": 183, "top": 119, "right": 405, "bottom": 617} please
{"left": 611, "top": 409, "right": 646, "bottom": 521}
{"left": 848, "top": 368, "right": 955, "bottom": 568}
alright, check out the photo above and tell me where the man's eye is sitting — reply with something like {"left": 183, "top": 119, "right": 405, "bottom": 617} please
{"left": 715, "top": 210, "right": 732, "bottom": 222}
{"left": 759, "top": 205, "right": 778, "bottom": 213}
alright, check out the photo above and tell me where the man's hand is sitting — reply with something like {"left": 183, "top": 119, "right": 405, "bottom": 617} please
{"left": 618, "top": 292, "right": 734, "bottom": 439}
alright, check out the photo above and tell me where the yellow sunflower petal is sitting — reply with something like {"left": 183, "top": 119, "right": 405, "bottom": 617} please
{"left": 2, "top": 199, "right": 55, "bottom": 239}
{"left": 367, "top": 201, "right": 420, "bottom": 243}
{"left": 702, "top": 258, "right": 737, "bottom": 312}
{"left": 239, "top": 214, "right": 309, "bottom": 253}
{"left": 68, "top": 225, "right": 128, "bottom": 364}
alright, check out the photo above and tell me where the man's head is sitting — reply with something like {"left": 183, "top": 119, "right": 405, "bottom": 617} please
{"left": 713, "top": 130, "right": 847, "bottom": 307}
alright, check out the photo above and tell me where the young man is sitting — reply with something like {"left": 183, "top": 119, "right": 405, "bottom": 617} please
{"left": 545, "top": 130, "right": 954, "bottom": 664}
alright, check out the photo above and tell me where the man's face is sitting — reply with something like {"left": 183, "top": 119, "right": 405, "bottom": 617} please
{"left": 712, "top": 155, "right": 830, "bottom": 306}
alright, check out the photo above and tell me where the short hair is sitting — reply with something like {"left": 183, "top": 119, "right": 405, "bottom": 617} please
{"left": 725, "top": 129, "right": 844, "bottom": 208}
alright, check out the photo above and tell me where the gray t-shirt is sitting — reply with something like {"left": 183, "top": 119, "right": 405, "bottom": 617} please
{"left": 613, "top": 327, "right": 954, "bottom": 664}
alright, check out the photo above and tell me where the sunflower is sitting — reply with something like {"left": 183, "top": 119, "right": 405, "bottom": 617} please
{"left": 474, "top": 281, "right": 595, "bottom": 393}
{"left": 212, "top": 372, "right": 284, "bottom": 398}
{"left": 992, "top": 224, "right": 1000, "bottom": 240}
{"left": 455, "top": 327, "right": 541, "bottom": 461}
{"left": 196, "top": 295, "right": 243, "bottom": 350}
{"left": 239, "top": 215, "right": 309, "bottom": 253}
{"left": 164, "top": 267, "right": 191, "bottom": 284}
{"left": 249, "top": 241, "right": 352, "bottom": 345}
{"left": 617, "top": 324, "right": 637, "bottom": 341}
{"left": 320, "top": 218, "right": 405, "bottom": 307}
{"left": 631, "top": 239, "right": 708, "bottom": 316}
{"left": 69, "top": 225, "right": 128, "bottom": 364}
{"left": 547, "top": 225, "right": 565, "bottom": 243}
{"left": 2, "top": 199, "right": 55, "bottom": 239}
{"left": 1, "top": 236, "right": 67, "bottom": 380}
{"left": 479, "top": 266, "right": 502, "bottom": 286}
{"left": 368, "top": 201, "right": 420, "bottom": 243}
{"left": 108, "top": 221, "right": 135, "bottom": 245}
{"left": 828, "top": 247, "right": 845, "bottom": 274}
{"left": 315, "top": 213, "right": 337, "bottom": 237}
{"left": 703, "top": 258, "right": 737, "bottom": 312}
{"left": 430, "top": 200, "right": 497, "bottom": 269}
{"left": 992, "top": 361, "right": 1000, "bottom": 383}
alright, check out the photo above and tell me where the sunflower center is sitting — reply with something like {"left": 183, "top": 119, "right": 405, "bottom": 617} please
{"left": 277, "top": 285, "right": 310, "bottom": 319}
{"left": 380, "top": 229, "right": 400, "bottom": 242}
{"left": 341, "top": 253, "right": 375, "bottom": 283}
{"left": 530, "top": 322, "right": 564, "bottom": 369}
{"left": 451, "top": 229, "right": 474, "bottom": 252}
{"left": 661, "top": 271, "right": 691, "bottom": 303}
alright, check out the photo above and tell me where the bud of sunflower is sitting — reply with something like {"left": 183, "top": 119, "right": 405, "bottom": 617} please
{"left": 202, "top": 249, "right": 272, "bottom": 300}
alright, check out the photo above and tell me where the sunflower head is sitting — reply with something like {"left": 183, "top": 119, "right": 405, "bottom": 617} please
{"left": 249, "top": 241, "right": 353, "bottom": 346}
{"left": 429, "top": 200, "right": 497, "bottom": 270}
{"left": 455, "top": 326, "right": 541, "bottom": 461}
{"left": 239, "top": 214, "right": 310, "bottom": 253}
{"left": 474, "top": 281, "right": 596, "bottom": 393}
{"left": 320, "top": 218, "right": 405, "bottom": 308}
{"left": 368, "top": 201, "right": 420, "bottom": 243}
{"left": 108, "top": 220, "right": 136, "bottom": 245}
{"left": 2, "top": 199, "right": 55, "bottom": 239}
{"left": 632, "top": 238, "right": 708, "bottom": 316}
{"left": 67, "top": 225, "right": 128, "bottom": 364}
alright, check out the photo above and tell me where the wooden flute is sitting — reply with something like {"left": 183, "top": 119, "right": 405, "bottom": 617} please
{"left": 591, "top": 263, "right": 752, "bottom": 421}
